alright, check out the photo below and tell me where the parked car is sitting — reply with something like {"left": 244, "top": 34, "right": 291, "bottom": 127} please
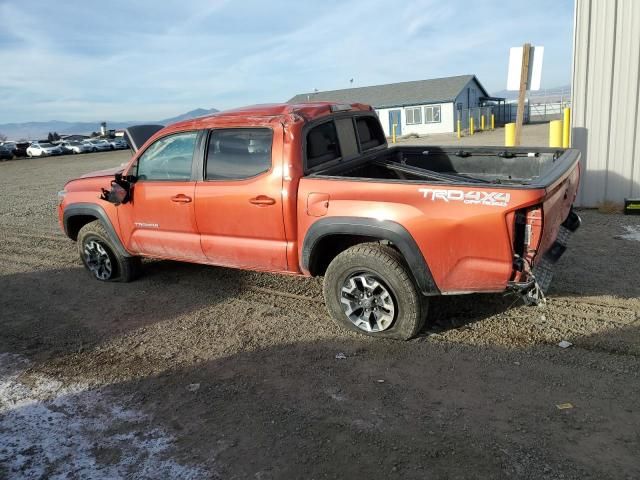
{"left": 82, "top": 140, "right": 111, "bottom": 152}
{"left": 13, "top": 142, "right": 30, "bottom": 158}
{"left": 58, "top": 102, "right": 581, "bottom": 340}
{"left": 96, "top": 139, "right": 114, "bottom": 150}
{"left": 1, "top": 141, "right": 17, "bottom": 153}
{"left": 108, "top": 138, "right": 128, "bottom": 150}
{"left": 26, "top": 142, "right": 63, "bottom": 157}
{"left": 59, "top": 141, "right": 92, "bottom": 154}
{"left": 0, "top": 145, "right": 14, "bottom": 160}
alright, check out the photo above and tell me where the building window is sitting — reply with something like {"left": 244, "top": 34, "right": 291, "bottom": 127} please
{"left": 424, "top": 105, "right": 441, "bottom": 123}
{"left": 405, "top": 107, "right": 422, "bottom": 125}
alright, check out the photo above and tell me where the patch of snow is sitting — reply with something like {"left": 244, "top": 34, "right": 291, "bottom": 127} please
{"left": 0, "top": 353, "right": 210, "bottom": 479}
{"left": 618, "top": 225, "right": 640, "bottom": 242}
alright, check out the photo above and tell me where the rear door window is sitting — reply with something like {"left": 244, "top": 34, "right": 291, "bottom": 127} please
{"left": 205, "top": 128, "right": 273, "bottom": 180}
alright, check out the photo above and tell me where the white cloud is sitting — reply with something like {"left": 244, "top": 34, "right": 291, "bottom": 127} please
{"left": 0, "top": 0, "right": 573, "bottom": 123}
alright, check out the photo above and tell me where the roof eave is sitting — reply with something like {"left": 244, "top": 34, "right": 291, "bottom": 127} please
{"left": 373, "top": 99, "right": 454, "bottom": 109}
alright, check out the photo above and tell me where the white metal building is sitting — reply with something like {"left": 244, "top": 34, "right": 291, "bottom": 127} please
{"left": 288, "top": 75, "right": 490, "bottom": 137}
{"left": 572, "top": 0, "right": 640, "bottom": 206}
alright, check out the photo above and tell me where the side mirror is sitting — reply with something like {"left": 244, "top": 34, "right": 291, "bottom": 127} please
{"left": 100, "top": 173, "right": 134, "bottom": 205}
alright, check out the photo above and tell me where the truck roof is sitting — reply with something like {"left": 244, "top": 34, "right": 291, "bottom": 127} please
{"left": 167, "top": 102, "right": 374, "bottom": 130}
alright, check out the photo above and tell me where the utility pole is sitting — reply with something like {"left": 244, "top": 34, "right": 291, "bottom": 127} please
{"left": 514, "top": 43, "right": 531, "bottom": 146}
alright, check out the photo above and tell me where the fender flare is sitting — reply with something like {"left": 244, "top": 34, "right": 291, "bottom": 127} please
{"left": 63, "top": 203, "right": 132, "bottom": 257}
{"left": 302, "top": 217, "right": 439, "bottom": 296}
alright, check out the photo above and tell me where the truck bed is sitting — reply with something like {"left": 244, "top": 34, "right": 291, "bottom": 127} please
{"left": 310, "top": 146, "right": 579, "bottom": 188}
{"left": 299, "top": 143, "right": 581, "bottom": 296}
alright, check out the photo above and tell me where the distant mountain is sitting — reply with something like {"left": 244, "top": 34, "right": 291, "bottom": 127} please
{"left": 0, "top": 107, "right": 219, "bottom": 140}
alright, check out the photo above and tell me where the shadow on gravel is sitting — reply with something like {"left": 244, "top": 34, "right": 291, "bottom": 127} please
{"left": 0, "top": 262, "right": 244, "bottom": 360}
{"left": 422, "top": 293, "right": 518, "bottom": 334}
{"left": 2, "top": 333, "right": 639, "bottom": 480}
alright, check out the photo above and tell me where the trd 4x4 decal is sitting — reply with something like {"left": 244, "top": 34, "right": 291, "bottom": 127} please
{"left": 418, "top": 188, "right": 511, "bottom": 207}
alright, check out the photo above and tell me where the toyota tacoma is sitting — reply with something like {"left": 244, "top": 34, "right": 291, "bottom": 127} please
{"left": 58, "top": 102, "right": 581, "bottom": 339}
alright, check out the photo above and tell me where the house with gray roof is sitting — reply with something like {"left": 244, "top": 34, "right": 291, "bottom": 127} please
{"left": 288, "top": 75, "right": 495, "bottom": 136}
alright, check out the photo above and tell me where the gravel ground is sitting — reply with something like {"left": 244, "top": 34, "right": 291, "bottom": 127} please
{"left": 0, "top": 149, "right": 639, "bottom": 479}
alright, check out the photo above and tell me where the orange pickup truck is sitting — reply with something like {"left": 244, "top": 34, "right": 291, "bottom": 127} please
{"left": 58, "top": 102, "right": 581, "bottom": 339}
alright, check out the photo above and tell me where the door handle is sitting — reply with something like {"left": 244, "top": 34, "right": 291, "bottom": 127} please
{"left": 249, "top": 195, "right": 276, "bottom": 206}
{"left": 171, "top": 194, "right": 192, "bottom": 203}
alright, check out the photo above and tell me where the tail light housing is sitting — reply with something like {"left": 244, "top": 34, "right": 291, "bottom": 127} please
{"left": 513, "top": 205, "right": 543, "bottom": 273}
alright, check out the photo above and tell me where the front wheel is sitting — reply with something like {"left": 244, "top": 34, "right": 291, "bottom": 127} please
{"left": 323, "top": 243, "right": 427, "bottom": 340}
{"left": 77, "top": 220, "right": 140, "bottom": 282}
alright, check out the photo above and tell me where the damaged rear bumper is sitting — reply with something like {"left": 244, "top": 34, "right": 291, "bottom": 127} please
{"left": 508, "top": 210, "right": 581, "bottom": 304}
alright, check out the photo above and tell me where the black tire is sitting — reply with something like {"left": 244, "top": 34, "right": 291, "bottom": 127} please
{"left": 323, "top": 243, "right": 428, "bottom": 340}
{"left": 77, "top": 220, "right": 140, "bottom": 282}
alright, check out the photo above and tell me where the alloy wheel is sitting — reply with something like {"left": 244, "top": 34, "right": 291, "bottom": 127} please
{"left": 340, "top": 272, "right": 396, "bottom": 332}
{"left": 83, "top": 240, "right": 113, "bottom": 280}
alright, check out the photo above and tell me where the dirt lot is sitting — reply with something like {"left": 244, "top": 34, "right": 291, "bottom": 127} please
{"left": 0, "top": 148, "right": 639, "bottom": 479}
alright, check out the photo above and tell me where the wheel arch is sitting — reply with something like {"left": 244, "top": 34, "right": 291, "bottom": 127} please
{"left": 63, "top": 203, "right": 132, "bottom": 257}
{"left": 302, "top": 217, "right": 439, "bottom": 296}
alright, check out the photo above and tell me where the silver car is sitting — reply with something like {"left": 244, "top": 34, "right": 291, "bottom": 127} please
{"left": 108, "top": 138, "right": 128, "bottom": 149}
{"left": 59, "top": 141, "right": 92, "bottom": 154}
{"left": 82, "top": 140, "right": 111, "bottom": 152}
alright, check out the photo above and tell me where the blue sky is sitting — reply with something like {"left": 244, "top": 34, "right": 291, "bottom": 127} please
{"left": 0, "top": 0, "right": 574, "bottom": 123}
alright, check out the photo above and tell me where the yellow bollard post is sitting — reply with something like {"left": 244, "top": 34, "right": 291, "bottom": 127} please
{"left": 505, "top": 123, "right": 516, "bottom": 147}
{"left": 457, "top": 119, "right": 461, "bottom": 139}
{"left": 562, "top": 107, "right": 571, "bottom": 148}
{"left": 392, "top": 123, "right": 396, "bottom": 144}
{"left": 491, "top": 114, "right": 495, "bottom": 130}
{"left": 481, "top": 115, "right": 485, "bottom": 131}
{"left": 549, "top": 120, "right": 563, "bottom": 148}
{"left": 470, "top": 117, "right": 475, "bottom": 136}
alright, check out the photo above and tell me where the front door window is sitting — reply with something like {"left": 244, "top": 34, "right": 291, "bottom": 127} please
{"left": 136, "top": 132, "right": 197, "bottom": 181}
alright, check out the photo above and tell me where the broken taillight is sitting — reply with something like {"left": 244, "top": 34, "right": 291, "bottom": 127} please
{"left": 513, "top": 205, "right": 543, "bottom": 273}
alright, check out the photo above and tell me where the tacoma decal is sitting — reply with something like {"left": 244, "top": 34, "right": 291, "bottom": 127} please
{"left": 134, "top": 222, "right": 159, "bottom": 228}
{"left": 419, "top": 188, "right": 511, "bottom": 207}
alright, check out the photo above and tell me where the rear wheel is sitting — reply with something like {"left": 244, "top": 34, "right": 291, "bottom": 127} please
{"left": 323, "top": 243, "right": 427, "bottom": 340}
{"left": 77, "top": 220, "right": 140, "bottom": 282}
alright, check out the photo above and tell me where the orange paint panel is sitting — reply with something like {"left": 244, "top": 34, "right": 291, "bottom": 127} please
{"left": 297, "top": 177, "right": 547, "bottom": 293}
{"left": 118, "top": 181, "right": 202, "bottom": 260}
{"left": 194, "top": 122, "right": 288, "bottom": 270}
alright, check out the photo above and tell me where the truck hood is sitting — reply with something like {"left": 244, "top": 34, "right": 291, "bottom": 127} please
{"left": 124, "top": 124, "right": 164, "bottom": 152}
{"left": 80, "top": 166, "right": 124, "bottom": 178}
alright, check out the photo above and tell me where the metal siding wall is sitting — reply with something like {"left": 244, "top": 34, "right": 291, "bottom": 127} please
{"left": 608, "top": 0, "right": 640, "bottom": 200}
{"left": 572, "top": 0, "right": 640, "bottom": 206}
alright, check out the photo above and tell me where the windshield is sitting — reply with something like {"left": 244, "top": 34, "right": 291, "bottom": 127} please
{"left": 40, "top": 143, "right": 55, "bottom": 147}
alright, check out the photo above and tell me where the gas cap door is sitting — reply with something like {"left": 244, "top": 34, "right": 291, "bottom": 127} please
{"left": 307, "top": 192, "right": 330, "bottom": 217}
